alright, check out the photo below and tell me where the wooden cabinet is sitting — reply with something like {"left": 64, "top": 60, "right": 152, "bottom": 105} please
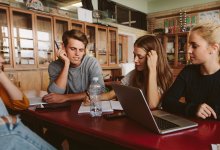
{"left": 85, "top": 23, "right": 119, "bottom": 67}
{"left": 161, "top": 32, "right": 189, "bottom": 68}
{"left": 0, "top": 6, "right": 12, "bottom": 68}
{"left": 9, "top": 8, "right": 55, "bottom": 69}
{"left": 5, "top": 70, "right": 48, "bottom": 91}
{"left": 10, "top": 8, "right": 36, "bottom": 68}
{"left": 41, "top": 70, "right": 50, "bottom": 91}
{"left": 85, "top": 23, "right": 96, "bottom": 57}
{"left": 17, "top": 71, "right": 41, "bottom": 91}
{"left": 1, "top": 4, "right": 120, "bottom": 90}
{"left": 118, "top": 34, "right": 128, "bottom": 63}
{"left": 108, "top": 27, "right": 118, "bottom": 66}
{"left": 71, "top": 20, "right": 84, "bottom": 32}
{"left": 53, "top": 17, "right": 70, "bottom": 45}
{"left": 35, "top": 14, "right": 54, "bottom": 68}
{"left": 97, "top": 25, "right": 108, "bottom": 66}
{"left": 178, "top": 32, "right": 189, "bottom": 65}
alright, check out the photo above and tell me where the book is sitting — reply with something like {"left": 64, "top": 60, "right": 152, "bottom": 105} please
{"left": 78, "top": 100, "right": 123, "bottom": 114}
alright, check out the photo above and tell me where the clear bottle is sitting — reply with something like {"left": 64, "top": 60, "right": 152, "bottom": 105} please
{"left": 89, "top": 77, "right": 102, "bottom": 117}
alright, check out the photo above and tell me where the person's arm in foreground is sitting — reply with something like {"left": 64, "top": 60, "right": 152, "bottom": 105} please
{"left": 0, "top": 69, "right": 29, "bottom": 110}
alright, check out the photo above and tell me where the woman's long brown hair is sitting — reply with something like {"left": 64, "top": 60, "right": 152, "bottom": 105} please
{"left": 132, "top": 35, "right": 173, "bottom": 94}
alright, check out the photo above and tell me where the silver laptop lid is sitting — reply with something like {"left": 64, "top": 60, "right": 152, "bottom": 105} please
{"left": 112, "top": 84, "right": 198, "bottom": 134}
{"left": 112, "top": 84, "right": 160, "bottom": 133}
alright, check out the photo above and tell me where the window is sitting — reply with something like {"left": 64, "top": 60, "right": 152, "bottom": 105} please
{"left": 98, "top": 0, "right": 147, "bottom": 31}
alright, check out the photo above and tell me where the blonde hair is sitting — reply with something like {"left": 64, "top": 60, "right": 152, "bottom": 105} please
{"left": 190, "top": 22, "right": 220, "bottom": 46}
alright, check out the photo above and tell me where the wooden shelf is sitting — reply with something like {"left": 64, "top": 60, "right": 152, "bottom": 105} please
{"left": 0, "top": 4, "right": 120, "bottom": 91}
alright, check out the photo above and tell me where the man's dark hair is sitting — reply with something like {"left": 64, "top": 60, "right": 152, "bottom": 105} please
{"left": 62, "top": 29, "right": 88, "bottom": 48}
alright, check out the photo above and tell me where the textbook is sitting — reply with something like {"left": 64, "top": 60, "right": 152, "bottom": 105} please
{"left": 78, "top": 100, "right": 123, "bottom": 114}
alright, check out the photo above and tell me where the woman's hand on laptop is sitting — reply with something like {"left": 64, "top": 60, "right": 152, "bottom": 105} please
{"left": 196, "top": 103, "right": 217, "bottom": 119}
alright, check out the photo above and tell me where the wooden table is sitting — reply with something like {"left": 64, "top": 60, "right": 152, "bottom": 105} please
{"left": 20, "top": 101, "right": 220, "bottom": 150}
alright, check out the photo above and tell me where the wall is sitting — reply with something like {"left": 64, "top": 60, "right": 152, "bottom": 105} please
{"left": 147, "top": 0, "right": 219, "bottom": 13}
{"left": 93, "top": 0, "right": 218, "bottom": 14}
{"left": 111, "top": 0, "right": 148, "bottom": 13}
{"left": 147, "top": 1, "right": 220, "bottom": 32}
{"left": 91, "top": 0, "right": 98, "bottom": 10}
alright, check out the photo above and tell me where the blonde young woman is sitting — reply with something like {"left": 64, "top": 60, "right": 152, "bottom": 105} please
{"left": 162, "top": 22, "right": 220, "bottom": 120}
{"left": 99, "top": 35, "right": 173, "bottom": 109}
{"left": 0, "top": 55, "right": 55, "bottom": 150}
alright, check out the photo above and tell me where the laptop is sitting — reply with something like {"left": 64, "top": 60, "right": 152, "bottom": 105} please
{"left": 112, "top": 84, "right": 198, "bottom": 134}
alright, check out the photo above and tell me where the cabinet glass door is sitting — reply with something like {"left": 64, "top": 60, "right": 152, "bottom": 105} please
{"left": 36, "top": 15, "right": 53, "bottom": 67}
{"left": 54, "top": 18, "right": 69, "bottom": 46}
{"left": 72, "top": 20, "right": 84, "bottom": 32}
{"left": 178, "top": 33, "right": 188, "bottom": 65}
{"left": 118, "top": 34, "right": 128, "bottom": 63}
{"left": 108, "top": 28, "right": 118, "bottom": 65}
{"left": 164, "top": 34, "right": 175, "bottom": 66}
{"left": 85, "top": 23, "right": 96, "bottom": 57}
{"left": 0, "top": 7, "right": 11, "bottom": 66}
{"left": 97, "top": 27, "right": 107, "bottom": 66}
{"left": 12, "top": 10, "right": 35, "bottom": 66}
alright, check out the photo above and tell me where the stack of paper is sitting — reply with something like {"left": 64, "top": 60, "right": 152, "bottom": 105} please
{"left": 78, "top": 100, "right": 123, "bottom": 114}
{"left": 211, "top": 144, "right": 220, "bottom": 150}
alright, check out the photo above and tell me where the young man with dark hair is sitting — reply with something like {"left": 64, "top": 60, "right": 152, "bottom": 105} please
{"left": 43, "top": 29, "right": 105, "bottom": 103}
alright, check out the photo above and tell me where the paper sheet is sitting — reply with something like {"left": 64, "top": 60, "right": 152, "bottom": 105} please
{"left": 78, "top": 100, "right": 125, "bottom": 114}
{"left": 110, "top": 100, "right": 123, "bottom": 110}
{"left": 211, "top": 144, "right": 220, "bottom": 150}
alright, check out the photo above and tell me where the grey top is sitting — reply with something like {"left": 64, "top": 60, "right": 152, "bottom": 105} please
{"left": 121, "top": 69, "right": 163, "bottom": 108}
{"left": 48, "top": 55, "right": 105, "bottom": 94}
{"left": 121, "top": 69, "right": 135, "bottom": 86}
{"left": 121, "top": 69, "right": 163, "bottom": 94}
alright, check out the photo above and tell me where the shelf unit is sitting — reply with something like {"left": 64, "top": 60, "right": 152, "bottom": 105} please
{"left": 85, "top": 22, "right": 96, "bottom": 57}
{"left": 10, "top": 8, "right": 36, "bottom": 68}
{"left": 108, "top": 27, "right": 118, "bottom": 66}
{"left": 0, "top": 6, "right": 11, "bottom": 67}
{"left": 161, "top": 32, "right": 189, "bottom": 68}
{"left": 118, "top": 34, "right": 128, "bottom": 63}
{"left": 84, "top": 23, "right": 119, "bottom": 67}
{"left": 97, "top": 25, "right": 108, "bottom": 66}
{"left": 35, "top": 14, "right": 54, "bottom": 68}
{"left": 0, "top": 4, "right": 120, "bottom": 91}
{"left": 53, "top": 17, "right": 70, "bottom": 45}
{"left": 72, "top": 20, "right": 84, "bottom": 32}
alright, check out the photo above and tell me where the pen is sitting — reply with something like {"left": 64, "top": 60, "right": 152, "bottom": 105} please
{"left": 54, "top": 40, "right": 59, "bottom": 50}
{"left": 86, "top": 90, "right": 90, "bottom": 99}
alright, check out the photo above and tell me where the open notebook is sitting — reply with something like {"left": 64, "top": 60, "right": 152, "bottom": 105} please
{"left": 78, "top": 100, "right": 123, "bottom": 114}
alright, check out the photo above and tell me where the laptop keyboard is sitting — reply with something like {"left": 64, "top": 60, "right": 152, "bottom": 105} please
{"left": 153, "top": 116, "right": 179, "bottom": 130}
